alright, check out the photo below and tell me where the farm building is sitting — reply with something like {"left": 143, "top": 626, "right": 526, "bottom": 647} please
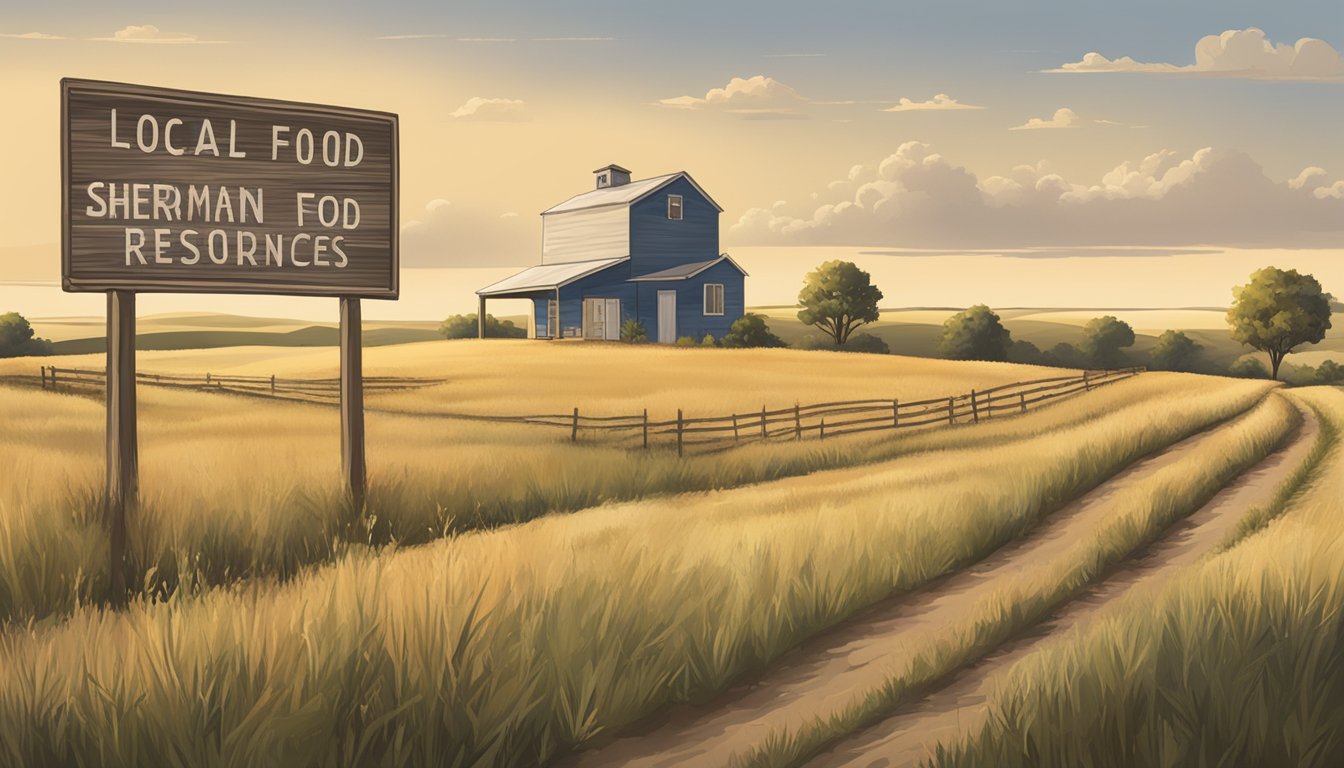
{"left": 476, "top": 164, "right": 747, "bottom": 342}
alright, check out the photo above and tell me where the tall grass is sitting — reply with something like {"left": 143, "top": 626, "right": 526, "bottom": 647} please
{"left": 925, "top": 387, "right": 1344, "bottom": 768}
{"left": 0, "top": 374, "right": 1254, "bottom": 625}
{"left": 0, "top": 380, "right": 1275, "bottom": 767}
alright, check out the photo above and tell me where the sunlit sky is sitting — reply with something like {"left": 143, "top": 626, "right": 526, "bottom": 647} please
{"left": 1, "top": 1, "right": 1341, "bottom": 319}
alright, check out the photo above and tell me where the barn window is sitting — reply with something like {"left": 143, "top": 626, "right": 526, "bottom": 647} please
{"left": 668, "top": 194, "right": 683, "bottom": 220}
{"left": 703, "top": 283, "right": 724, "bottom": 316}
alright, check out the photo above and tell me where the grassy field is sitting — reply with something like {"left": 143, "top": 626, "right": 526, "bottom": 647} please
{"left": 0, "top": 361, "right": 1272, "bottom": 767}
{"left": 926, "top": 386, "right": 1344, "bottom": 767}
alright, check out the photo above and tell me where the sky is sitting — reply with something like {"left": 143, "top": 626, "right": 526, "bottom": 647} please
{"left": 0, "top": 0, "right": 1341, "bottom": 317}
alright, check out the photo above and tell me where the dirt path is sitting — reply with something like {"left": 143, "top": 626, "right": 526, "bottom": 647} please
{"left": 808, "top": 400, "right": 1319, "bottom": 768}
{"left": 559, "top": 398, "right": 1312, "bottom": 768}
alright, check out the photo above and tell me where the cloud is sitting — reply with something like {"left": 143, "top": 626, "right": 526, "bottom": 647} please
{"left": 94, "top": 24, "right": 223, "bottom": 44}
{"left": 1010, "top": 107, "right": 1081, "bottom": 130}
{"left": 882, "top": 93, "right": 985, "bottom": 112}
{"left": 451, "top": 97, "right": 529, "bottom": 122}
{"left": 727, "top": 142, "right": 1344, "bottom": 249}
{"left": 1050, "top": 28, "right": 1344, "bottom": 81}
{"left": 658, "top": 75, "right": 808, "bottom": 119}
{"left": 400, "top": 199, "right": 534, "bottom": 267}
{"left": 0, "top": 31, "right": 63, "bottom": 40}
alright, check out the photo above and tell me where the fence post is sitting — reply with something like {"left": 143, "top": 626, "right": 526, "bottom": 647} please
{"left": 732, "top": 413, "right": 740, "bottom": 442}
{"left": 1020, "top": 392, "right": 1027, "bottom": 413}
{"left": 760, "top": 406, "right": 767, "bottom": 439}
{"left": 892, "top": 398, "right": 899, "bottom": 429}
{"left": 1083, "top": 370, "right": 1091, "bottom": 391}
{"left": 948, "top": 396, "right": 955, "bottom": 425}
{"left": 51, "top": 367, "right": 57, "bottom": 390}
{"left": 676, "top": 409, "right": 684, "bottom": 457}
{"left": 820, "top": 417, "right": 826, "bottom": 441}
{"left": 571, "top": 407, "right": 579, "bottom": 443}
{"left": 271, "top": 374, "right": 276, "bottom": 394}
{"left": 642, "top": 409, "right": 649, "bottom": 450}
{"left": 206, "top": 372, "right": 212, "bottom": 387}
{"left": 40, "top": 366, "right": 47, "bottom": 390}
{"left": 794, "top": 403, "right": 801, "bottom": 441}
{"left": 971, "top": 390, "right": 979, "bottom": 423}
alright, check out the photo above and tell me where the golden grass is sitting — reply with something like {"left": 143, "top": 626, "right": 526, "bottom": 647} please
{"left": 0, "top": 374, "right": 1272, "bottom": 767}
{"left": 924, "top": 386, "right": 1344, "bottom": 767}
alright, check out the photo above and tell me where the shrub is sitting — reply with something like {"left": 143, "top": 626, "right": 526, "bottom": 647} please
{"left": 1007, "top": 340, "right": 1045, "bottom": 365}
{"left": 675, "top": 336, "right": 698, "bottom": 347}
{"left": 439, "top": 313, "right": 526, "bottom": 340}
{"left": 1315, "top": 359, "right": 1344, "bottom": 384}
{"left": 0, "top": 312, "right": 53, "bottom": 358}
{"left": 700, "top": 333, "right": 717, "bottom": 347}
{"left": 1228, "top": 357, "right": 1270, "bottom": 379}
{"left": 1043, "top": 342, "right": 1086, "bottom": 369}
{"left": 1148, "top": 330, "right": 1203, "bottom": 372}
{"left": 620, "top": 319, "right": 648, "bottom": 343}
{"left": 720, "top": 313, "right": 787, "bottom": 349}
{"left": 938, "top": 305, "right": 1012, "bottom": 362}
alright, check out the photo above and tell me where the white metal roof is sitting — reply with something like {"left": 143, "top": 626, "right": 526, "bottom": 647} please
{"left": 476, "top": 257, "right": 628, "bottom": 296}
{"left": 629, "top": 254, "right": 749, "bottom": 282}
{"left": 541, "top": 172, "right": 725, "bottom": 215}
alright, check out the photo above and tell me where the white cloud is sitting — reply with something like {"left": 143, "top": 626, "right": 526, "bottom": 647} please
{"left": 882, "top": 93, "right": 985, "bottom": 112}
{"left": 95, "top": 24, "right": 224, "bottom": 44}
{"left": 1289, "top": 167, "right": 1328, "bottom": 190}
{"left": 1050, "top": 28, "right": 1344, "bottom": 81}
{"left": 1010, "top": 107, "right": 1081, "bottom": 130}
{"left": 400, "top": 199, "right": 534, "bottom": 267}
{"left": 0, "top": 31, "right": 63, "bottom": 40}
{"left": 728, "top": 142, "right": 1344, "bottom": 248}
{"left": 658, "top": 75, "right": 808, "bottom": 119}
{"left": 451, "top": 97, "right": 529, "bottom": 122}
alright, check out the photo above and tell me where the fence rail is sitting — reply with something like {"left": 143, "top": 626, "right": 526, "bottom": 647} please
{"left": 36, "top": 365, "right": 441, "bottom": 402}
{"left": 459, "top": 366, "right": 1146, "bottom": 455}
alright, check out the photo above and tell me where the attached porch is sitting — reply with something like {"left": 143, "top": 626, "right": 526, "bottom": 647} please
{"left": 476, "top": 257, "right": 631, "bottom": 340}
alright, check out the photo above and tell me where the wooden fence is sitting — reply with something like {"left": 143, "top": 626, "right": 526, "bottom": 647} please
{"left": 475, "top": 367, "right": 1145, "bottom": 455}
{"left": 37, "top": 366, "right": 440, "bottom": 402}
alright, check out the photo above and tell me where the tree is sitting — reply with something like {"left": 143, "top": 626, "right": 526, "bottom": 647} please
{"left": 797, "top": 260, "right": 883, "bottom": 346}
{"left": 720, "top": 313, "right": 787, "bottom": 348}
{"left": 0, "top": 312, "right": 53, "bottom": 358}
{"left": 1081, "top": 316, "right": 1135, "bottom": 368}
{"left": 1148, "top": 330, "right": 1203, "bottom": 372}
{"left": 1316, "top": 359, "right": 1344, "bottom": 384}
{"left": 1227, "top": 267, "right": 1333, "bottom": 380}
{"left": 438, "top": 313, "right": 526, "bottom": 339}
{"left": 1228, "top": 357, "right": 1270, "bottom": 379}
{"left": 1043, "top": 342, "right": 1086, "bottom": 369}
{"left": 1007, "top": 340, "right": 1045, "bottom": 365}
{"left": 938, "top": 304, "right": 1012, "bottom": 362}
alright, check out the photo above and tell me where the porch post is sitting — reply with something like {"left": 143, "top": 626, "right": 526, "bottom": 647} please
{"left": 477, "top": 294, "right": 487, "bottom": 339}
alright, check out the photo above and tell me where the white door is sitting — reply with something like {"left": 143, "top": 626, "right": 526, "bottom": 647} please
{"left": 604, "top": 299, "right": 621, "bottom": 340}
{"left": 584, "top": 298, "right": 605, "bottom": 340}
{"left": 657, "top": 291, "right": 677, "bottom": 343}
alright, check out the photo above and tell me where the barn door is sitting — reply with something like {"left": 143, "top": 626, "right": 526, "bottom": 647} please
{"left": 657, "top": 291, "right": 677, "bottom": 343}
{"left": 583, "top": 298, "right": 606, "bottom": 340}
{"left": 604, "top": 299, "right": 620, "bottom": 340}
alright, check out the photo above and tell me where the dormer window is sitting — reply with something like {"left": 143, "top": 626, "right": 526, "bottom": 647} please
{"left": 668, "top": 194, "right": 683, "bottom": 220}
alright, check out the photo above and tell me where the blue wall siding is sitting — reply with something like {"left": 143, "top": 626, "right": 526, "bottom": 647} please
{"left": 634, "top": 261, "right": 745, "bottom": 341}
{"left": 552, "top": 262, "right": 637, "bottom": 338}
{"left": 628, "top": 176, "right": 720, "bottom": 277}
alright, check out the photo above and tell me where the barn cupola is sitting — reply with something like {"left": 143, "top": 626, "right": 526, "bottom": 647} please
{"left": 593, "top": 164, "right": 632, "bottom": 189}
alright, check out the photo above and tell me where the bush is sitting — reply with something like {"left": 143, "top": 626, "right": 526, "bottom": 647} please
{"left": 675, "top": 336, "right": 698, "bottom": 347}
{"left": 700, "top": 333, "right": 717, "bottom": 347}
{"left": 1043, "top": 342, "right": 1086, "bottom": 369}
{"left": 720, "top": 313, "right": 787, "bottom": 349}
{"left": 1081, "top": 316, "right": 1136, "bottom": 368}
{"left": 1228, "top": 357, "right": 1270, "bottom": 379}
{"left": 620, "top": 319, "right": 647, "bottom": 343}
{"left": 0, "top": 312, "right": 53, "bottom": 358}
{"left": 800, "top": 332, "right": 889, "bottom": 354}
{"left": 439, "top": 313, "right": 526, "bottom": 340}
{"left": 938, "top": 304, "right": 1011, "bottom": 362}
{"left": 1315, "top": 359, "right": 1344, "bottom": 384}
{"left": 1007, "top": 340, "right": 1045, "bottom": 365}
{"left": 1148, "top": 330, "right": 1203, "bottom": 372}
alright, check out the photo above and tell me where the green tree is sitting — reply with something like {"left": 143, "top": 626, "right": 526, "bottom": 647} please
{"left": 438, "top": 313, "right": 527, "bottom": 339}
{"left": 1228, "top": 357, "right": 1270, "bottom": 379}
{"left": 1315, "top": 359, "right": 1344, "bottom": 384}
{"left": 797, "top": 260, "right": 883, "bottom": 346}
{"left": 1043, "top": 342, "right": 1086, "bottom": 369}
{"left": 1081, "top": 316, "right": 1136, "bottom": 368}
{"left": 1148, "top": 330, "right": 1203, "bottom": 372}
{"left": 1227, "top": 267, "right": 1334, "bottom": 380}
{"left": 937, "top": 304, "right": 1012, "bottom": 362}
{"left": 1007, "top": 339, "right": 1044, "bottom": 365}
{"left": 719, "top": 313, "right": 787, "bottom": 348}
{"left": 0, "top": 312, "right": 53, "bottom": 358}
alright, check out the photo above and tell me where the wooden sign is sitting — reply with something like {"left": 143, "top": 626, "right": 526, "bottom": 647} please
{"left": 62, "top": 79, "right": 398, "bottom": 298}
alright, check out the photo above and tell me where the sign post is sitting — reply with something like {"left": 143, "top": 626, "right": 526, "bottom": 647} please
{"left": 61, "top": 79, "right": 398, "bottom": 604}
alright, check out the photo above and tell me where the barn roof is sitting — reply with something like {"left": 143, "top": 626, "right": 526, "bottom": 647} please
{"left": 475, "top": 257, "right": 628, "bottom": 296}
{"left": 629, "top": 254, "right": 748, "bottom": 281}
{"left": 541, "top": 172, "right": 724, "bottom": 215}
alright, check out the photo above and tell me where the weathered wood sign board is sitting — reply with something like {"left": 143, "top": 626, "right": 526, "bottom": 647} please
{"left": 62, "top": 79, "right": 399, "bottom": 298}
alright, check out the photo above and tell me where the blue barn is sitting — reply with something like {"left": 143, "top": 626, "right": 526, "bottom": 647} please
{"left": 476, "top": 165, "right": 747, "bottom": 343}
